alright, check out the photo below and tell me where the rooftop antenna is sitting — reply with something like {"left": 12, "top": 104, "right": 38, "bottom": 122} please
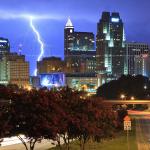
{"left": 18, "top": 43, "right": 23, "bottom": 55}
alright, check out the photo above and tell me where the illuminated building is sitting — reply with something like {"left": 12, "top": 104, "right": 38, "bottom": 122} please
{"left": 0, "top": 53, "right": 29, "bottom": 87}
{"left": 65, "top": 51, "right": 96, "bottom": 73}
{"left": 0, "top": 37, "right": 10, "bottom": 58}
{"left": 126, "top": 42, "right": 149, "bottom": 76}
{"left": 37, "top": 57, "right": 65, "bottom": 74}
{"left": 64, "top": 18, "right": 96, "bottom": 73}
{"left": 64, "top": 18, "right": 94, "bottom": 54}
{"left": 66, "top": 73, "right": 101, "bottom": 94}
{"left": 134, "top": 54, "right": 150, "bottom": 76}
{"left": 96, "top": 12, "right": 126, "bottom": 77}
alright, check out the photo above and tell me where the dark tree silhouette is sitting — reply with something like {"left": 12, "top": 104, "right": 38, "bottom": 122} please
{"left": 96, "top": 75, "right": 150, "bottom": 100}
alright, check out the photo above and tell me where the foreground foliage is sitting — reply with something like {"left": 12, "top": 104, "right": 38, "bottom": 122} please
{"left": 0, "top": 85, "right": 122, "bottom": 150}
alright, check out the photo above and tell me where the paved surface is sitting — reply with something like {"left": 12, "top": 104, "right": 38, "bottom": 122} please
{"left": 0, "top": 140, "right": 56, "bottom": 150}
{"left": 129, "top": 110, "right": 150, "bottom": 150}
{"left": 136, "top": 119, "right": 150, "bottom": 150}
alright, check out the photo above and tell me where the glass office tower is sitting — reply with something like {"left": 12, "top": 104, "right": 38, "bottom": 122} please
{"left": 96, "top": 12, "right": 126, "bottom": 77}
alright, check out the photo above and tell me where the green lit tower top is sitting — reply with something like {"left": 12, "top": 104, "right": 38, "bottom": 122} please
{"left": 0, "top": 37, "right": 10, "bottom": 57}
{"left": 96, "top": 12, "right": 126, "bottom": 77}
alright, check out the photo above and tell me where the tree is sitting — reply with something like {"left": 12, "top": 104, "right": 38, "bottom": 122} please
{"left": 0, "top": 86, "right": 121, "bottom": 150}
{"left": 0, "top": 101, "right": 12, "bottom": 146}
{"left": 56, "top": 87, "right": 118, "bottom": 150}
{"left": 8, "top": 89, "right": 58, "bottom": 150}
{"left": 97, "top": 75, "right": 150, "bottom": 100}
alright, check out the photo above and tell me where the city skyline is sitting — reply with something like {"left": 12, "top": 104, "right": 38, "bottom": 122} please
{"left": 0, "top": 0, "right": 150, "bottom": 74}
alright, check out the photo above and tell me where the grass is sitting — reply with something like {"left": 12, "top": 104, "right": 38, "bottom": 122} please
{"left": 49, "top": 131, "right": 137, "bottom": 150}
{"left": 50, "top": 123, "right": 137, "bottom": 150}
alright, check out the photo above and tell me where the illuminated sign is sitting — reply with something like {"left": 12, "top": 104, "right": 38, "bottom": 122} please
{"left": 111, "top": 18, "right": 119, "bottom": 22}
{"left": 40, "top": 73, "right": 65, "bottom": 88}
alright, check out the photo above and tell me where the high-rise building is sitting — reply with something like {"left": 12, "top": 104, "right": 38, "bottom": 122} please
{"left": 64, "top": 18, "right": 95, "bottom": 55}
{"left": 64, "top": 18, "right": 96, "bottom": 73}
{"left": 0, "top": 37, "right": 10, "bottom": 58}
{"left": 126, "top": 42, "right": 150, "bottom": 76}
{"left": 37, "top": 57, "right": 65, "bottom": 74}
{"left": 0, "top": 53, "right": 29, "bottom": 87}
{"left": 65, "top": 51, "right": 96, "bottom": 73}
{"left": 134, "top": 54, "right": 150, "bottom": 76}
{"left": 96, "top": 12, "right": 126, "bottom": 77}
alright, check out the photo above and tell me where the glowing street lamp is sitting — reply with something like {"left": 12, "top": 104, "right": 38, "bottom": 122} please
{"left": 131, "top": 96, "right": 135, "bottom": 100}
{"left": 120, "top": 94, "right": 125, "bottom": 100}
{"left": 131, "top": 96, "right": 135, "bottom": 109}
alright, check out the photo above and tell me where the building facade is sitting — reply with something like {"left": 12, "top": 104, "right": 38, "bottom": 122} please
{"left": 66, "top": 73, "right": 100, "bottom": 94}
{"left": 64, "top": 18, "right": 95, "bottom": 55}
{"left": 0, "top": 37, "right": 10, "bottom": 58}
{"left": 96, "top": 12, "right": 126, "bottom": 77}
{"left": 0, "top": 53, "right": 29, "bottom": 87}
{"left": 65, "top": 51, "right": 96, "bottom": 73}
{"left": 126, "top": 42, "right": 150, "bottom": 76}
{"left": 64, "top": 18, "right": 96, "bottom": 74}
{"left": 37, "top": 57, "right": 65, "bottom": 74}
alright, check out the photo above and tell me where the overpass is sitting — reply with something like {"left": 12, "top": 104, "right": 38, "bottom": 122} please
{"left": 102, "top": 100, "right": 150, "bottom": 104}
{"left": 102, "top": 100, "right": 150, "bottom": 109}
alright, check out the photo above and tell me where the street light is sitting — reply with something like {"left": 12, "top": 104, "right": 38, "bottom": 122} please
{"left": 144, "top": 85, "right": 147, "bottom": 90}
{"left": 120, "top": 94, "right": 125, "bottom": 100}
{"left": 120, "top": 94, "right": 127, "bottom": 109}
{"left": 131, "top": 96, "right": 135, "bottom": 109}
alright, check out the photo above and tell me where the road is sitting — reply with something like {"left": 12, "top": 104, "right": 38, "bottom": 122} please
{"left": 128, "top": 110, "right": 150, "bottom": 150}
{"left": 0, "top": 140, "right": 58, "bottom": 150}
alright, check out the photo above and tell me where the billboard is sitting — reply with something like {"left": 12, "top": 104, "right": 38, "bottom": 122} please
{"left": 39, "top": 73, "right": 65, "bottom": 88}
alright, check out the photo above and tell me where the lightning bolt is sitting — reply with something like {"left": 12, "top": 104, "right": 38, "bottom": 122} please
{"left": 29, "top": 17, "right": 44, "bottom": 76}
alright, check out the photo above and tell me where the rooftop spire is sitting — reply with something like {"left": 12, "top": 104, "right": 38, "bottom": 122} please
{"left": 65, "top": 17, "right": 74, "bottom": 29}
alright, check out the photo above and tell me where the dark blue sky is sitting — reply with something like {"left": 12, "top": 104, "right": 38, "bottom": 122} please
{"left": 0, "top": 0, "right": 150, "bottom": 75}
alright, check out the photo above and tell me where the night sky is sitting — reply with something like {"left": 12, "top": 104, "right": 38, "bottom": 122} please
{"left": 0, "top": 0, "right": 150, "bottom": 75}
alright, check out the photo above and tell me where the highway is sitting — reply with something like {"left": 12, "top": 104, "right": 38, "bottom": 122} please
{"left": 129, "top": 110, "right": 150, "bottom": 150}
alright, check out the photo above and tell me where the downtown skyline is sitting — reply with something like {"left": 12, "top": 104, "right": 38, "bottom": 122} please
{"left": 0, "top": 0, "right": 150, "bottom": 74}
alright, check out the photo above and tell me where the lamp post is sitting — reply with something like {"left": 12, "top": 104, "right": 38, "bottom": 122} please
{"left": 120, "top": 94, "right": 127, "bottom": 109}
{"left": 120, "top": 94, "right": 125, "bottom": 100}
{"left": 131, "top": 96, "right": 135, "bottom": 109}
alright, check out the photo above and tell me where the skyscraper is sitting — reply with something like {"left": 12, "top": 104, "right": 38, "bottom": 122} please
{"left": 64, "top": 18, "right": 94, "bottom": 55}
{"left": 0, "top": 53, "right": 29, "bottom": 87}
{"left": 64, "top": 18, "right": 74, "bottom": 57}
{"left": 64, "top": 18, "right": 96, "bottom": 73}
{"left": 0, "top": 37, "right": 10, "bottom": 58}
{"left": 96, "top": 12, "right": 126, "bottom": 77}
{"left": 126, "top": 42, "right": 150, "bottom": 76}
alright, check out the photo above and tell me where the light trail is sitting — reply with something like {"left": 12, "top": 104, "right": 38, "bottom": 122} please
{"left": 29, "top": 17, "right": 44, "bottom": 76}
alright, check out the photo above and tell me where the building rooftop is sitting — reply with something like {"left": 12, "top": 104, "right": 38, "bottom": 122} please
{"left": 65, "top": 17, "right": 74, "bottom": 29}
